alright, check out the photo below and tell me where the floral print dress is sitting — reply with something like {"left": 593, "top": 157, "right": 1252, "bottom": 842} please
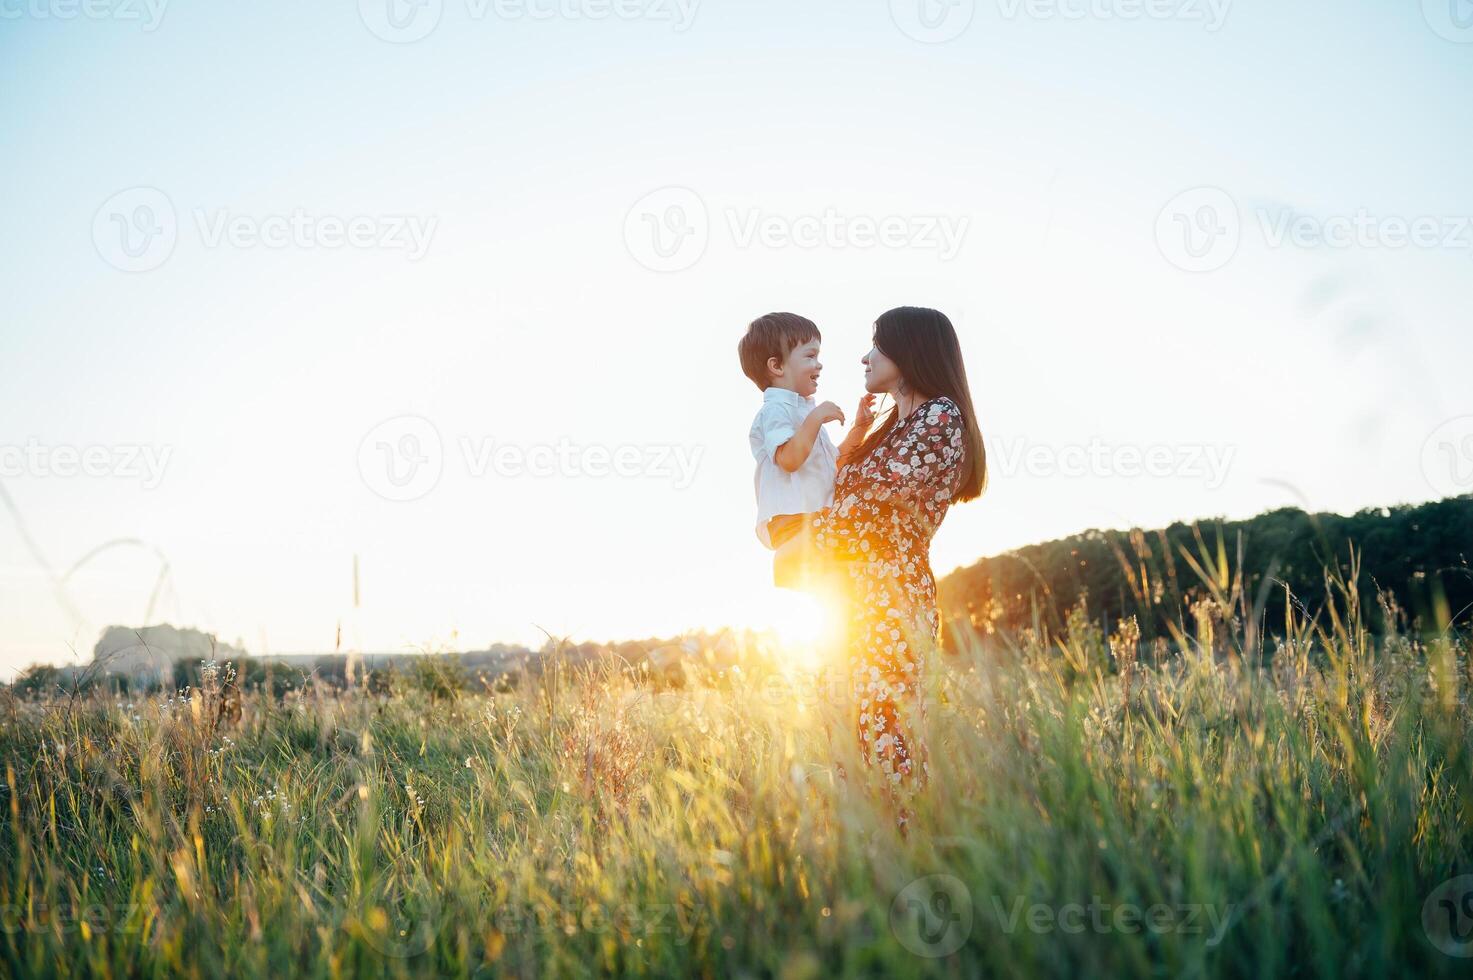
{"left": 810, "top": 396, "right": 968, "bottom": 807}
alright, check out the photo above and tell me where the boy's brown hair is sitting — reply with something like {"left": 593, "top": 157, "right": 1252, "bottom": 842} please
{"left": 737, "top": 313, "right": 821, "bottom": 390}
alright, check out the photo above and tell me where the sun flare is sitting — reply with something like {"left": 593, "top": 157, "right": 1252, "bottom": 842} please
{"left": 763, "top": 589, "right": 845, "bottom": 672}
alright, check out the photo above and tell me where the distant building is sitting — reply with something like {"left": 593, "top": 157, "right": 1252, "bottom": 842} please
{"left": 92, "top": 625, "right": 246, "bottom": 688}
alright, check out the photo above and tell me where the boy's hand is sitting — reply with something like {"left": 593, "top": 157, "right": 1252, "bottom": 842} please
{"left": 812, "top": 401, "right": 846, "bottom": 426}
{"left": 777, "top": 401, "right": 847, "bottom": 473}
{"left": 854, "top": 393, "right": 876, "bottom": 431}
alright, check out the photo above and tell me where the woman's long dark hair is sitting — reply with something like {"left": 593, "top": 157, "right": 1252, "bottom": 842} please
{"left": 853, "top": 307, "right": 987, "bottom": 502}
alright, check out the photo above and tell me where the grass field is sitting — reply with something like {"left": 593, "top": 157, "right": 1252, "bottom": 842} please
{"left": 2, "top": 565, "right": 1471, "bottom": 977}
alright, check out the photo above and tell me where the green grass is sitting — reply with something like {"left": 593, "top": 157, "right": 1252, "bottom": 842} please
{"left": 2, "top": 569, "right": 1471, "bottom": 978}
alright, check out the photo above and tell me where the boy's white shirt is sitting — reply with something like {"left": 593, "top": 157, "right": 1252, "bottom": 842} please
{"left": 749, "top": 386, "right": 838, "bottom": 549}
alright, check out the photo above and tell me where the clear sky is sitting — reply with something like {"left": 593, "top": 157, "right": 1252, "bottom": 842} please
{"left": 2, "top": 0, "right": 1471, "bottom": 677}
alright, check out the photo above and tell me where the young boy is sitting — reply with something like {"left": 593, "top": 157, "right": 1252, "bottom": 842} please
{"left": 738, "top": 312, "right": 870, "bottom": 552}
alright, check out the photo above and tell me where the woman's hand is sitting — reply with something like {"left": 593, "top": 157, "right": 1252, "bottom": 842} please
{"left": 837, "top": 394, "right": 878, "bottom": 468}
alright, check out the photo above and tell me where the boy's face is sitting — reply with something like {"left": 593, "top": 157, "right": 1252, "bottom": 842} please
{"left": 767, "top": 339, "right": 822, "bottom": 397}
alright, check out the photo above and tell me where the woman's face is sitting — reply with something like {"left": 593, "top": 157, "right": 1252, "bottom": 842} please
{"left": 862, "top": 338, "right": 903, "bottom": 395}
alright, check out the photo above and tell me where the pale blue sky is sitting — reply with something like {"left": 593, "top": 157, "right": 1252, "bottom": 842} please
{"left": 2, "top": 0, "right": 1471, "bottom": 675}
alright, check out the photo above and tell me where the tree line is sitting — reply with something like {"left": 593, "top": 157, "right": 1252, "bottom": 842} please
{"left": 937, "top": 496, "right": 1472, "bottom": 649}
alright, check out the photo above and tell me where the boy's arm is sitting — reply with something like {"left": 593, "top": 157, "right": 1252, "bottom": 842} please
{"left": 773, "top": 401, "right": 845, "bottom": 473}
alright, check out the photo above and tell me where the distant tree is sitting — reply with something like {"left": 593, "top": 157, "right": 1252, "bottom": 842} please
{"left": 366, "top": 668, "right": 394, "bottom": 698}
{"left": 11, "top": 664, "right": 62, "bottom": 700}
{"left": 412, "top": 655, "right": 466, "bottom": 701}
{"left": 938, "top": 496, "right": 1473, "bottom": 649}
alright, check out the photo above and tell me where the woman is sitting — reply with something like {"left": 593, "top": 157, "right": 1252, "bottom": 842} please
{"left": 798, "top": 307, "right": 987, "bottom": 826}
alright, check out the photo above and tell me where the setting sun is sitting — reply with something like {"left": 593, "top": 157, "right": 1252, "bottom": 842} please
{"left": 764, "top": 588, "right": 845, "bottom": 671}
